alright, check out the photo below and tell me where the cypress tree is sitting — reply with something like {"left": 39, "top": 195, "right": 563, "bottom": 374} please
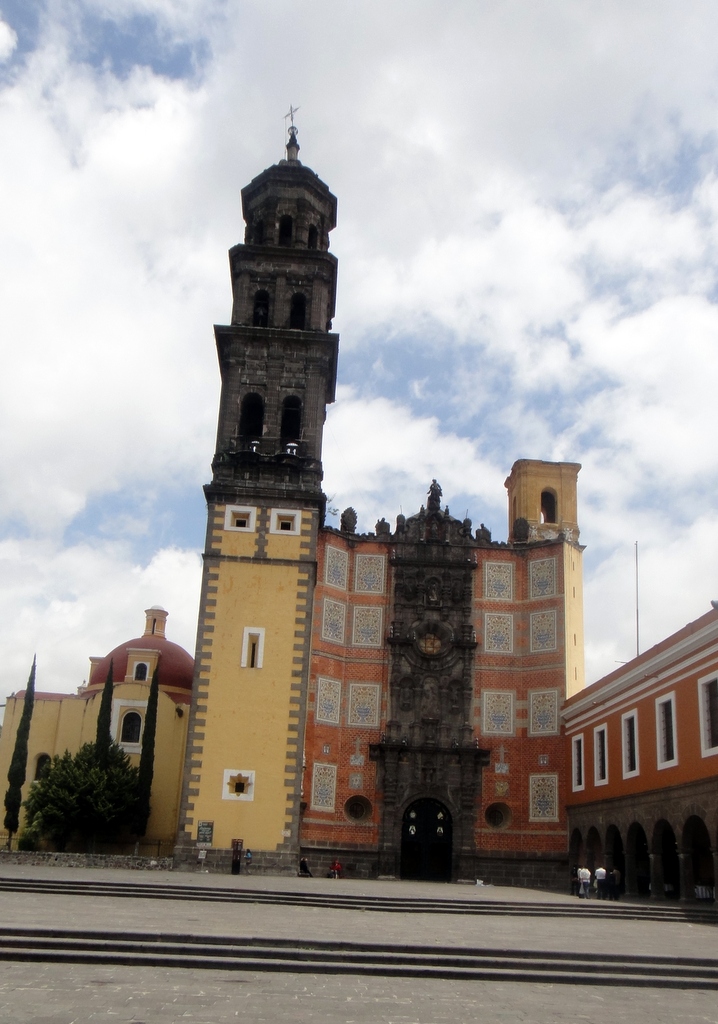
{"left": 3, "top": 658, "right": 37, "bottom": 845}
{"left": 95, "top": 658, "right": 114, "bottom": 767}
{"left": 132, "top": 664, "right": 159, "bottom": 837}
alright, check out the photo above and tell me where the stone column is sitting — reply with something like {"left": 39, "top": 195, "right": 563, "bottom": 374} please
{"left": 624, "top": 848, "right": 637, "bottom": 896}
{"left": 649, "top": 852, "right": 665, "bottom": 900}
{"left": 679, "top": 851, "right": 694, "bottom": 903}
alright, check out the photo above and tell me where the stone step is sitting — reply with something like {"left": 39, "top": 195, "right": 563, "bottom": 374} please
{"left": 0, "top": 927, "right": 716, "bottom": 988}
{"left": 0, "top": 875, "right": 713, "bottom": 924}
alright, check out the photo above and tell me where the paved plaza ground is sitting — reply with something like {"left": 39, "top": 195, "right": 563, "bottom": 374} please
{"left": 0, "top": 864, "right": 715, "bottom": 1024}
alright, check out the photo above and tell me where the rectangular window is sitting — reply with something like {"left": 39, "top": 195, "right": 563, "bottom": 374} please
{"left": 594, "top": 724, "right": 608, "bottom": 785}
{"left": 697, "top": 676, "right": 718, "bottom": 756}
{"left": 572, "top": 734, "right": 584, "bottom": 791}
{"left": 224, "top": 505, "right": 256, "bottom": 532}
{"left": 269, "top": 508, "right": 302, "bottom": 535}
{"left": 655, "top": 693, "right": 678, "bottom": 768}
{"left": 621, "top": 710, "right": 639, "bottom": 778}
{"left": 240, "top": 627, "right": 265, "bottom": 669}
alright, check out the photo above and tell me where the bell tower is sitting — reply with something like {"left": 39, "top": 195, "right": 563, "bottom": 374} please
{"left": 175, "top": 127, "right": 340, "bottom": 869}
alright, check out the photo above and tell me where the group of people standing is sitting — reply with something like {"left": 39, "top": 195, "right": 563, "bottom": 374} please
{"left": 571, "top": 863, "right": 621, "bottom": 900}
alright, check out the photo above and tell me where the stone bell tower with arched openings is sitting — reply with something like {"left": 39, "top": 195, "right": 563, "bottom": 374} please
{"left": 174, "top": 126, "right": 340, "bottom": 869}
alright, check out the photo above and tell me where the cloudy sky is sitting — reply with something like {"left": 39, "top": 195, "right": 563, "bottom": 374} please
{"left": 2, "top": 0, "right": 718, "bottom": 707}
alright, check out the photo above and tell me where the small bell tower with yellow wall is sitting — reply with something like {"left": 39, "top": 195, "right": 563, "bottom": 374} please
{"left": 505, "top": 459, "right": 585, "bottom": 697}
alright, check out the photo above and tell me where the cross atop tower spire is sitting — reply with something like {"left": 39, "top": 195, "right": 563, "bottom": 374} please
{"left": 284, "top": 105, "right": 301, "bottom": 162}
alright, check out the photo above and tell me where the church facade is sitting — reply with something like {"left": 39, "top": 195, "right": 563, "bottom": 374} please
{"left": 173, "top": 128, "right": 586, "bottom": 887}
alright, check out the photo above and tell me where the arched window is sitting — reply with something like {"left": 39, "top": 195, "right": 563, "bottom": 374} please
{"left": 239, "top": 393, "right": 264, "bottom": 438}
{"left": 34, "top": 754, "right": 51, "bottom": 780}
{"left": 253, "top": 290, "right": 269, "bottom": 327}
{"left": 307, "top": 225, "right": 318, "bottom": 249}
{"left": 289, "top": 293, "right": 306, "bottom": 330}
{"left": 253, "top": 220, "right": 264, "bottom": 245}
{"left": 278, "top": 215, "right": 293, "bottom": 246}
{"left": 120, "top": 711, "right": 142, "bottom": 744}
{"left": 540, "top": 490, "right": 557, "bottom": 524}
{"left": 280, "top": 396, "right": 302, "bottom": 442}
{"left": 134, "top": 663, "right": 148, "bottom": 681}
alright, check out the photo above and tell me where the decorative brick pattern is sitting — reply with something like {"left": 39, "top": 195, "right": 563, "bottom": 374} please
{"left": 529, "top": 689, "right": 559, "bottom": 735}
{"left": 322, "top": 599, "right": 346, "bottom": 644}
{"left": 325, "top": 546, "right": 348, "bottom": 590}
{"left": 348, "top": 683, "right": 380, "bottom": 727}
{"left": 352, "top": 606, "right": 383, "bottom": 647}
{"left": 315, "top": 677, "right": 341, "bottom": 725}
{"left": 530, "top": 558, "right": 556, "bottom": 598}
{"left": 355, "top": 554, "right": 385, "bottom": 594}
{"left": 485, "top": 562, "right": 513, "bottom": 601}
{"left": 530, "top": 610, "right": 557, "bottom": 652}
{"left": 482, "top": 690, "right": 514, "bottom": 734}
{"left": 310, "top": 763, "right": 337, "bottom": 811}
{"left": 529, "top": 773, "right": 559, "bottom": 821}
{"left": 484, "top": 613, "right": 513, "bottom": 654}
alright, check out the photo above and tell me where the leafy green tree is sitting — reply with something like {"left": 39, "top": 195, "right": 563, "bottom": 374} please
{"left": 95, "top": 658, "right": 114, "bottom": 767}
{"left": 132, "top": 665, "right": 159, "bottom": 837}
{"left": 23, "top": 743, "right": 139, "bottom": 851}
{"left": 4, "top": 658, "right": 37, "bottom": 846}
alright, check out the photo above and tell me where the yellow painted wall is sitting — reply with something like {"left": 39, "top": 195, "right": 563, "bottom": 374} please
{"left": 0, "top": 685, "right": 188, "bottom": 843}
{"left": 181, "top": 505, "right": 315, "bottom": 852}
{"left": 563, "top": 545, "right": 586, "bottom": 697}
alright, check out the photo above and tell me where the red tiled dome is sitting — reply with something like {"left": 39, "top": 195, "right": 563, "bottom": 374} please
{"left": 86, "top": 608, "right": 194, "bottom": 698}
{"left": 88, "top": 635, "right": 194, "bottom": 694}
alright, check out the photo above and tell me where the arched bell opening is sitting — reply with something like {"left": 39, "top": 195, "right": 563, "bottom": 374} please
{"left": 280, "top": 396, "right": 302, "bottom": 443}
{"left": 289, "top": 293, "right": 306, "bottom": 330}
{"left": 239, "top": 392, "right": 264, "bottom": 440}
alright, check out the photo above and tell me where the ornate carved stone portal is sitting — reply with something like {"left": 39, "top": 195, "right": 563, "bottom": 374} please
{"left": 370, "top": 483, "right": 490, "bottom": 880}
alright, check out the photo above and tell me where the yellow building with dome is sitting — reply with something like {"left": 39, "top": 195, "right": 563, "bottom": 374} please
{"left": 0, "top": 607, "right": 191, "bottom": 849}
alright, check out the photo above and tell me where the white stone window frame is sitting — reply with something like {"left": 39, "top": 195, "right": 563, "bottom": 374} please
{"left": 269, "top": 508, "right": 302, "bottom": 535}
{"left": 132, "top": 660, "right": 151, "bottom": 682}
{"left": 241, "top": 627, "right": 265, "bottom": 669}
{"left": 593, "top": 723, "right": 608, "bottom": 786}
{"left": 224, "top": 504, "right": 257, "bottom": 532}
{"left": 571, "top": 733, "right": 585, "bottom": 792}
{"left": 621, "top": 708, "right": 640, "bottom": 778}
{"left": 697, "top": 673, "right": 718, "bottom": 758}
{"left": 221, "top": 768, "right": 255, "bottom": 802}
{"left": 527, "top": 689, "right": 559, "bottom": 736}
{"left": 111, "top": 698, "right": 146, "bottom": 754}
{"left": 655, "top": 691, "right": 678, "bottom": 769}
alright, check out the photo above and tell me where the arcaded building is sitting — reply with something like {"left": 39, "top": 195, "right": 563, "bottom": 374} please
{"left": 564, "top": 608, "right": 718, "bottom": 901}
{"left": 174, "top": 128, "right": 586, "bottom": 887}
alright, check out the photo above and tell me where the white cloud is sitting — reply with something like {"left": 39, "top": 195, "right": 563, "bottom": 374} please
{"left": 3, "top": 1, "right": 718, "bottom": 703}
{"left": 0, "top": 18, "right": 16, "bottom": 62}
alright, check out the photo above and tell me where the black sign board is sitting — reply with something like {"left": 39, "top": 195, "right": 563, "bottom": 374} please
{"left": 196, "top": 821, "right": 214, "bottom": 847}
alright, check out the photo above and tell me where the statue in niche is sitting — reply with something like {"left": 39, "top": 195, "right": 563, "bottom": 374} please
{"left": 420, "top": 677, "right": 440, "bottom": 720}
{"left": 340, "top": 507, "right": 357, "bottom": 533}
{"left": 426, "top": 578, "right": 441, "bottom": 606}
{"left": 449, "top": 681, "right": 462, "bottom": 712}
{"left": 399, "top": 679, "right": 413, "bottom": 712}
{"left": 427, "top": 479, "right": 442, "bottom": 512}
